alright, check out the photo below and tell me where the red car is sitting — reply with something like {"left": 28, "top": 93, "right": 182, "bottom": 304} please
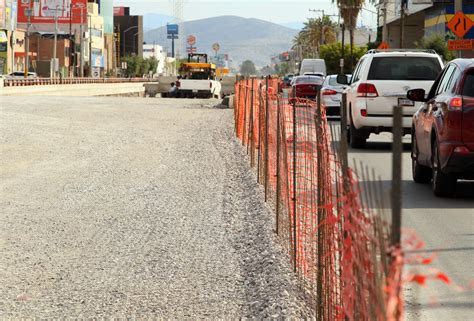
{"left": 290, "top": 75, "right": 324, "bottom": 99}
{"left": 408, "top": 59, "right": 474, "bottom": 197}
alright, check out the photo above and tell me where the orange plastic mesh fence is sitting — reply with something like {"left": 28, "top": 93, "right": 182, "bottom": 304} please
{"left": 234, "top": 77, "right": 404, "bottom": 321}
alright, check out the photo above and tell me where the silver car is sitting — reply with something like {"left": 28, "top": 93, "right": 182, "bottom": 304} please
{"left": 321, "top": 74, "right": 351, "bottom": 116}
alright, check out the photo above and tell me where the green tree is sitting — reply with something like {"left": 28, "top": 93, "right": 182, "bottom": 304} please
{"left": 139, "top": 57, "right": 150, "bottom": 75}
{"left": 293, "top": 16, "right": 338, "bottom": 58}
{"left": 123, "top": 56, "right": 140, "bottom": 77}
{"left": 240, "top": 60, "right": 257, "bottom": 76}
{"left": 415, "top": 32, "right": 455, "bottom": 62}
{"left": 275, "top": 62, "right": 290, "bottom": 76}
{"left": 148, "top": 57, "right": 159, "bottom": 75}
{"left": 320, "top": 42, "right": 366, "bottom": 74}
{"left": 123, "top": 56, "right": 160, "bottom": 77}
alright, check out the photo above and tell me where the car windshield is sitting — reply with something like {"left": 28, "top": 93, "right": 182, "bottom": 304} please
{"left": 368, "top": 57, "right": 441, "bottom": 81}
{"left": 326, "top": 76, "right": 347, "bottom": 86}
{"left": 295, "top": 76, "right": 322, "bottom": 84}
{"left": 462, "top": 70, "right": 474, "bottom": 97}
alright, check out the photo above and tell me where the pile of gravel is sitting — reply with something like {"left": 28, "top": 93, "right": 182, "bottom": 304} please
{"left": 0, "top": 96, "right": 313, "bottom": 318}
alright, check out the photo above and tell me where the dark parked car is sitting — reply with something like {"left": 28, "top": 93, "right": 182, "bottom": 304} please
{"left": 408, "top": 58, "right": 474, "bottom": 197}
{"left": 290, "top": 75, "right": 324, "bottom": 99}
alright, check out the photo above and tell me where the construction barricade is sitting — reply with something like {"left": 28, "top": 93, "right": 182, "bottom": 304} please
{"left": 234, "top": 76, "right": 404, "bottom": 321}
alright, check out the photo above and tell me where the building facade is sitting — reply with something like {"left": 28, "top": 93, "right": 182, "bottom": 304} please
{"left": 380, "top": 0, "right": 474, "bottom": 58}
{"left": 85, "top": 2, "right": 104, "bottom": 76}
{"left": 114, "top": 7, "right": 143, "bottom": 58}
{"left": 143, "top": 43, "right": 166, "bottom": 75}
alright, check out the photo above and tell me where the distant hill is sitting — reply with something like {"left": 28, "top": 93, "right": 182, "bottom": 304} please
{"left": 281, "top": 21, "right": 304, "bottom": 30}
{"left": 144, "top": 15, "right": 298, "bottom": 68}
{"left": 143, "top": 13, "right": 176, "bottom": 31}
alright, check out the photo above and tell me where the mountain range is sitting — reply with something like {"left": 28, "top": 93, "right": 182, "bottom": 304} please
{"left": 143, "top": 15, "right": 299, "bottom": 68}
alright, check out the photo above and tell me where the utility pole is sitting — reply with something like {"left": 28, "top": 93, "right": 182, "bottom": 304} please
{"left": 52, "top": 6, "right": 59, "bottom": 78}
{"left": 69, "top": 2, "right": 72, "bottom": 77}
{"left": 89, "top": 13, "right": 92, "bottom": 77}
{"left": 309, "top": 9, "right": 325, "bottom": 47}
{"left": 399, "top": 0, "right": 406, "bottom": 48}
{"left": 382, "top": 0, "right": 388, "bottom": 43}
{"left": 455, "top": 0, "right": 463, "bottom": 58}
{"left": 80, "top": 8, "right": 84, "bottom": 77}
{"left": 24, "top": 3, "right": 33, "bottom": 78}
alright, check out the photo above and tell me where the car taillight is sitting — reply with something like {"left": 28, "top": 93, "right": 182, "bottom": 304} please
{"left": 322, "top": 89, "right": 337, "bottom": 95}
{"left": 360, "top": 109, "right": 367, "bottom": 117}
{"left": 210, "top": 82, "right": 213, "bottom": 88}
{"left": 454, "top": 146, "right": 470, "bottom": 154}
{"left": 450, "top": 97, "right": 462, "bottom": 109}
{"left": 176, "top": 81, "right": 181, "bottom": 88}
{"left": 357, "top": 83, "right": 378, "bottom": 98}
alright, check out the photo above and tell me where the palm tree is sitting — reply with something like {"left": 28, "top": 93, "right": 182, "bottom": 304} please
{"left": 293, "top": 17, "right": 338, "bottom": 58}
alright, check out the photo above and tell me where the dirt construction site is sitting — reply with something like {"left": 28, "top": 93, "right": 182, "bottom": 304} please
{"left": 0, "top": 96, "right": 313, "bottom": 318}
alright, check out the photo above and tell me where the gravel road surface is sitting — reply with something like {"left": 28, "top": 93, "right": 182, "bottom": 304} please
{"left": 0, "top": 97, "right": 312, "bottom": 318}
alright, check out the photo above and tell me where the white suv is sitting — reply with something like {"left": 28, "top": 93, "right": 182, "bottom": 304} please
{"left": 339, "top": 50, "right": 444, "bottom": 148}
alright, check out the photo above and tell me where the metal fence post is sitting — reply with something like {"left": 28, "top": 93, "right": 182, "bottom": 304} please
{"left": 340, "top": 93, "right": 350, "bottom": 192}
{"left": 242, "top": 78, "right": 249, "bottom": 147}
{"left": 315, "top": 85, "right": 324, "bottom": 321}
{"left": 391, "top": 106, "right": 403, "bottom": 248}
{"left": 292, "top": 85, "right": 297, "bottom": 273}
{"left": 264, "top": 76, "right": 270, "bottom": 202}
{"left": 249, "top": 79, "right": 255, "bottom": 163}
{"left": 276, "top": 81, "right": 281, "bottom": 235}
{"left": 257, "top": 83, "right": 263, "bottom": 183}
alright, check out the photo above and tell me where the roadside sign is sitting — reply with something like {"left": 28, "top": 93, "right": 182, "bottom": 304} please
{"left": 378, "top": 41, "right": 389, "bottom": 49}
{"left": 447, "top": 11, "right": 474, "bottom": 39}
{"left": 448, "top": 39, "right": 473, "bottom": 50}
{"left": 212, "top": 43, "right": 220, "bottom": 52}
{"left": 167, "top": 24, "right": 179, "bottom": 35}
{"left": 187, "top": 35, "right": 196, "bottom": 46}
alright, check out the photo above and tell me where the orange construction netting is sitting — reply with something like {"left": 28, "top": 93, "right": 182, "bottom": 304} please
{"left": 234, "top": 77, "right": 404, "bottom": 321}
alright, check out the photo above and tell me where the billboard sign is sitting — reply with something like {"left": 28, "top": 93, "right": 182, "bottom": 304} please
{"left": 167, "top": 23, "right": 178, "bottom": 35}
{"left": 17, "top": 0, "right": 88, "bottom": 24}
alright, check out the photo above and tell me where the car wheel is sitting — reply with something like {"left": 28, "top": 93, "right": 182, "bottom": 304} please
{"left": 412, "top": 133, "right": 431, "bottom": 184}
{"left": 349, "top": 119, "right": 366, "bottom": 148}
{"left": 432, "top": 141, "right": 456, "bottom": 197}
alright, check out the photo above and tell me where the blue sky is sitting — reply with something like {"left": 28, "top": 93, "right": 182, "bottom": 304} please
{"left": 114, "top": 0, "right": 378, "bottom": 28}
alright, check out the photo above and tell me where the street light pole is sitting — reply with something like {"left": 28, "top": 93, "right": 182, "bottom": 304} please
{"left": 80, "top": 8, "right": 84, "bottom": 77}
{"left": 132, "top": 32, "right": 139, "bottom": 54}
{"left": 24, "top": 3, "right": 32, "bottom": 78}
{"left": 52, "top": 6, "right": 58, "bottom": 78}
{"left": 399, "top": 1, "right": 405, "bottom": 48}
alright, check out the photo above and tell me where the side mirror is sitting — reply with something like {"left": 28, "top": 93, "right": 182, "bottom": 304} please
{"left": 337, "top": 74, "right": 349, "bottom": 85}
{"left": 407, "top": 89, "right": 427, "bottom": 102}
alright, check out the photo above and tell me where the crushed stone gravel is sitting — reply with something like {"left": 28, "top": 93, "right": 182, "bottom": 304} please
{"left": 0, "top": 96, "right": 313, "bottom": 318}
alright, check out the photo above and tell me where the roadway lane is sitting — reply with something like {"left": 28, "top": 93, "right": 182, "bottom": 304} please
{"left": 338, "top": 124, "right": 474, "bottom": 321}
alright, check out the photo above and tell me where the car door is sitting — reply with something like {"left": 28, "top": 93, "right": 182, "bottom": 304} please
{"left": 421, "top": 65, "right": 455, "bottom": 161}
{"left": 461, "top": 68, "right": 474, "bottom": 151}
{"left": 347, "top": 57, "right": 366, "bottom": 122}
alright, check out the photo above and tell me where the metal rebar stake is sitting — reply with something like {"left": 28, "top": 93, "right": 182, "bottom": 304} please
{"left": 391, "top": 106, "right": 403, "bottom": 248}
{"left": 264, "top": 77, "right": 270, "bottom": 202}
{"left": 276, "top": 82, "right": 281, "bottom": 235}
{"left": 292, "top": 86, "right": 297, "bottom": 273}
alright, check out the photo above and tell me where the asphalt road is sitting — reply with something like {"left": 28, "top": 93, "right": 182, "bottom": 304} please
{"left": 340, "top": 125, "right": 474, "bottom": 321}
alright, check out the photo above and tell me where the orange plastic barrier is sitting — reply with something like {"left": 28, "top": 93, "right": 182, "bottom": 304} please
{"left": 234, "top": 77, "right": 404, "bottom": 320}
